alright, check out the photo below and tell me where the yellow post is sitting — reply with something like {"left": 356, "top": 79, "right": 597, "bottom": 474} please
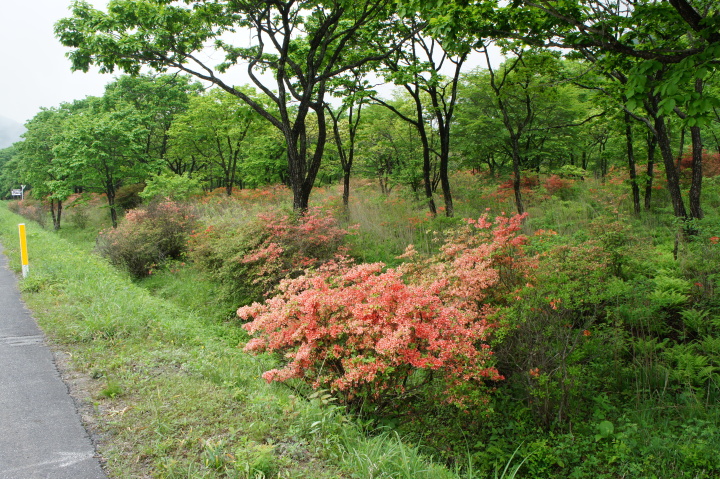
{"left": 18, "top": 223, "right": 29, "bottom": 278}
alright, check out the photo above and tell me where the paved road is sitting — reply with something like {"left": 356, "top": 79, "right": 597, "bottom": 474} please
{"left": 0, "top": 246, "right": 107, "bottom": 479}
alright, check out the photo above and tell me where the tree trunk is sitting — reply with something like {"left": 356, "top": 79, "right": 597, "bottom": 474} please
{"left": 343, "top": 167, "right": 351, "bottom": 208}
{"left": 625, "top": 112, "right": 641, "bottom": 215}
{"left": 108, "top": 194, "right": 118, "bottom": 229}
{"left": 644, "top": 133, "right": 657, "bottom": 211}
{"left": 439, "top": 158, "right": 453, "bottom": 217}
{"left": 438, "top": 129, "right": 454, "bottom": 217}
{"left": 689, "top": 79, "right": 704, "bottom": 219}
{"left": 654, "top": 113, "right": 687, "bottom": 219}
{"left": 511, "top": 135, "right": 524, "bottom": 215}
{"left": 50, "top": 199, "right": 63, "bottom": 231}
{"left": 676, "top": 125, "right": 686, "bottom": 172}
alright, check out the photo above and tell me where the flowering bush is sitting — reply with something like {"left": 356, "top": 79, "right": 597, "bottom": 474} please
{"left": 96, "top": 200, "right": 197, "bottom": 278}
{"left": 239, "top": 213, "right": 532, "bottom": 409}
{"left": 543, "top": 174, "right": 576, "bottom": 198}
{"left": 8, "top": 198, "right": 48, "bottom": 228}
{"left": 241, "top": 207, "right": 352, "bottom": 293}
{"left": 679, "top": 149, "right": 720, "bottom": 177}
{"left": 188, "top": 206, "right": 352, "bottom": 304}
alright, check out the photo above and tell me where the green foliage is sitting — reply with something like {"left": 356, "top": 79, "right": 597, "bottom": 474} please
{"left": 139, "top": 172, "right": 202, "bottom": 202}
{"left": 114, "top": 182, "right": 145, "bottom": 211}
{"left": 168, "top": 87, "right": 280, "bottom": 195}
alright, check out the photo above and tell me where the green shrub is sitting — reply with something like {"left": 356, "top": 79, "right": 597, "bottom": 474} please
{"left": 114, "top": 182, "right": 145, "bottom": 210}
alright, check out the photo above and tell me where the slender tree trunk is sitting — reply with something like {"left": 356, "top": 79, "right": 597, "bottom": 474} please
{"left": 422, "top": 140, "right": 438, "bottom": 217}
{"left": 644, "top": 133, "right": 657, "bottom": 211}
{"left": 50, "top": 199, "right": 63, "bottom": 230}
{"left": 108, "top": 194, "right": 118, "bottom": 229}
{"left": 689, "top": 79, "right": 704, "bottom": 219}
{"left": 511, "top": 135, "right": 524, "bottom": 215}
{"left": 676, "top": 125, "right": 686, "bottom": 171}
{"left": 625, "top": 112, "right": 641, "bottom": 215}
{"left": 654, "top": 113, "right": 687, "bottom": 219}
{"left": 439, "top": 135, "right": 454, "bottom": 217}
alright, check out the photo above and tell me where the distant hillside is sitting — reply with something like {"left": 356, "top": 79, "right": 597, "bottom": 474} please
{"left": 0, "top": 116, "right": 25, "bottom": 149}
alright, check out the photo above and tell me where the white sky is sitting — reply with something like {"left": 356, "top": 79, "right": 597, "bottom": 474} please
{"left": 0, "top": 0, "right": 114, "bottom": 125}
{"left": 0, "top": 1, "right": 501, "bottom": 126}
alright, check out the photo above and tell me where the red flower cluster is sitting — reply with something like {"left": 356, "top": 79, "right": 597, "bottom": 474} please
{"left": 239, "top": 213, "right": 533, "bottom": 407}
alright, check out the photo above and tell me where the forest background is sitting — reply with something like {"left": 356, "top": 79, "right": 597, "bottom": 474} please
{"left": 1, "top": 0, "right": 720, "bottom": 477}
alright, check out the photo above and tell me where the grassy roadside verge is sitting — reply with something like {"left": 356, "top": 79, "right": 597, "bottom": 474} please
{"left": 0, "top": 203, "right": 459, "bottom": 479}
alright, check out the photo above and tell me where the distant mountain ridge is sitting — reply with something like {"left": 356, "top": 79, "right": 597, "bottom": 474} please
{"left": 0, "top": 116, "right": 25, "bottom": 149}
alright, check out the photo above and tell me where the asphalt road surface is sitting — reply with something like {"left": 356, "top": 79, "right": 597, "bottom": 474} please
{"left": 0, "top": 246, "right": 106, "bottom": 478}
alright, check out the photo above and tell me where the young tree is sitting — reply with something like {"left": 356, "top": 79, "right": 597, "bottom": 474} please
{"left": 325, "top": 70, "right": 372, "bottom": 208}
{"left": 104, "top": 74, "right": 202, "bottom": 167}
{"left": 18, "top": 105, "right": 83, "bottom": 229}
{"left": 355, "top": 101, "right": 428, "bottom": 197}
{"left": 55, "top": 99, "right": 153, "bottom": 228}
{"left": 372, "top": 19, "right": 468, "bottom": 217}
{"left": 168, "top": 87, "right": 266, "bottom": 195}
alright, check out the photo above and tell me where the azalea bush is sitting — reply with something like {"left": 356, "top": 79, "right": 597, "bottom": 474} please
{"left": 240, "top": 207, "right": 352, "bottom": 293}
{"left": 543, "top": 174, "right": 576, "bottom": 199}
{"left": 8, "top": 198, "right": 48, "bottom": 228}
{"left": 189, "top": 206, "right": 352, "bottom": 304}
{"left": 96, "top": 200, "right": 197, "bottom": 278}
{"left": 239, "top": 213, "right": 533, "bottom": 410}
{"left": 679, "top": 149, "right": 720, "bottom": 178}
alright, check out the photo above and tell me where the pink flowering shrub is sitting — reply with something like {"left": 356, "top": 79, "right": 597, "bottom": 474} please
{"left": 239, "top": 213, "right": 533, "bottom": 409}
{"left": 241, "top": 207, "right": 352, "bottom": 293}
{"left": 8, "top": 198, "right": 48, "bottom": 228}
{"left": 96, "top": 200, "right": 197, "bottom": 278}
{"left": 188, "top": 206, "right": 352, "bottom": 304}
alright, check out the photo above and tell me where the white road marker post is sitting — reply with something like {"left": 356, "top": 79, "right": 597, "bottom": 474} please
{"left": 18, "top": 223, "right": 29, "bottom": 278}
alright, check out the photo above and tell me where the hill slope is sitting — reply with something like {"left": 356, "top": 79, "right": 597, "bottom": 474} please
{"left": 0, "top": 116, "right": 25, "bottom": 149}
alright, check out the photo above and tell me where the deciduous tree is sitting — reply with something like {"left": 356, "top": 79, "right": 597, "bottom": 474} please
{"left": 57, "top": 0, "right": 401, "bottom": 212}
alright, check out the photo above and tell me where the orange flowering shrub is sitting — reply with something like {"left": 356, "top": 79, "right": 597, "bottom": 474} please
{"left": 543, "top": 174, "right": 575, "bottom": 196}
{"left": 188, "top": 206, "right": 352, "bottom": 304}
{"left": 239, "top": 213, "right": 533, "bottom": 409}
{"left": 679, "top": 149, "right": 720, "bottom": 177}
{"left": 240, "top": 207, "right": 352, "bottom": 293}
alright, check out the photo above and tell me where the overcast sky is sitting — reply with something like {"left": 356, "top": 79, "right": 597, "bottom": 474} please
{"left": 0, "top": 1, "right": 500, "bottom": 126}
{"left": 0, "top": 0, "right": 115, "bottom": 125}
